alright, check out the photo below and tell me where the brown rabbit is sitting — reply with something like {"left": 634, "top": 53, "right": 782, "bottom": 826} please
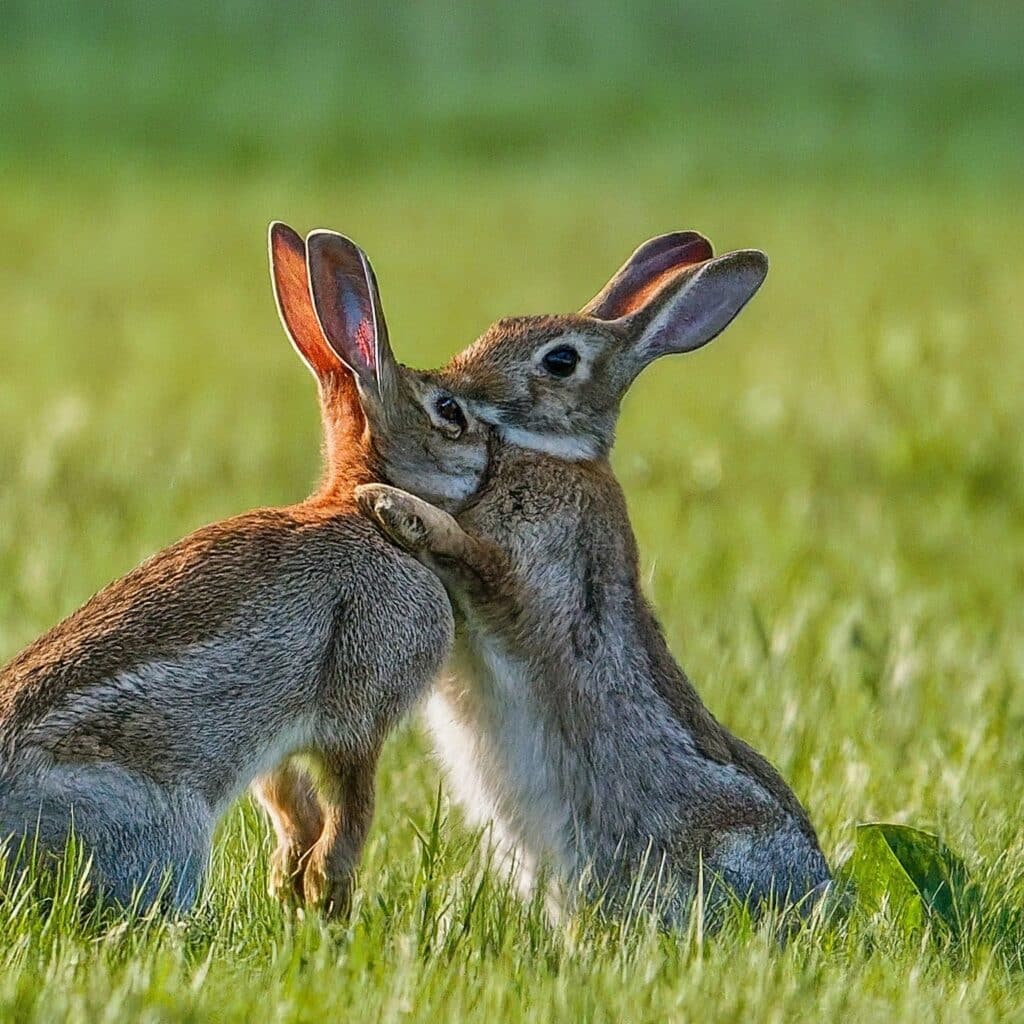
{"left": 358, "top": 233, "right": 830, "bottom": 924}
{"left": 0, "top": 223, "right": 491, "bottom": 914}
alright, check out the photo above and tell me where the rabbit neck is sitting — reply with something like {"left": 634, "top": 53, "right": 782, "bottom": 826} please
{"left": 313, "top": 377, "right": 376, "bottom": 507}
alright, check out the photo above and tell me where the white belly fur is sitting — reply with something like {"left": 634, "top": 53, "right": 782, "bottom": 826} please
{"left": 425, "top": 633, "right": 576, "bottom": 901}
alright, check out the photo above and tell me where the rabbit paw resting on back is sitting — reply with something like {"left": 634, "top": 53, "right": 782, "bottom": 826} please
{"left": 0, "top": 224, "right": 494, "bottom": 916}
{"left": 359, "top": 233, "right": 830, "bottom": 925}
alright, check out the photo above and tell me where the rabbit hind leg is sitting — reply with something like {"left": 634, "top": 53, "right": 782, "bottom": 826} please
{"left": 252, "top": 760, "right": 324, "bottom": 904}
{"left": 1, "top": 763, "right": 212, "bottom": 913}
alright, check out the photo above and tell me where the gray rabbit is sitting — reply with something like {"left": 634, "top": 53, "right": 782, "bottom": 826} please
{"left": 358, "top": 232, "right": 830, "bottom": 923}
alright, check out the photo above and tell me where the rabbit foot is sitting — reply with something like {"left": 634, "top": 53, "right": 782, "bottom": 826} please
{"left": 302, "top": 854, "right": 355, "bottom": 920}
{"left": 267, "top": 840, "right": 308, "bottom": 905}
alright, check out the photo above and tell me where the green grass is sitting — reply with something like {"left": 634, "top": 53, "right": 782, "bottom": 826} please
{"left": 2, "top": 2, "right": 1024, "bottom": 1020}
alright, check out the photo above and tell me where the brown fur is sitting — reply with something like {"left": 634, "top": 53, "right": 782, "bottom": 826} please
{"left": 1, "top": 506, "right": 342, "bottom": 745}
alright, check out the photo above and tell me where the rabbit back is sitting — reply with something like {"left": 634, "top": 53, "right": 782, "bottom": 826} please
{"left": 1, "top": 505, "right": 452, "bottom": 812}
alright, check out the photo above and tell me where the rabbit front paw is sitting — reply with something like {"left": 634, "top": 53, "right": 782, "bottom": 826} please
{"left": 355, "top": 484, "right": 432, "bottom": 552}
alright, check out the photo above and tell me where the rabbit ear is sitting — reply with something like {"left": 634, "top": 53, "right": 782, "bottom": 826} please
{"left": 305, "top": 230, "right": 398, "bottom": 402}
{"left": 581, "top": 232, "right": 714, "bottom": 321}
{"left": 617, "top": 250, "right": 768, "bottom": 373}
{"left": 269, "top": 222, "right": 342, "bottom": 380}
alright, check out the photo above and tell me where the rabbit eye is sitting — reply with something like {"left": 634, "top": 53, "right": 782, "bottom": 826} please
{"left": 542, "top": 345, "right": 579, "bottom": 378}
{"left": 434, "top": 395, "right": 467, "bottom": 435}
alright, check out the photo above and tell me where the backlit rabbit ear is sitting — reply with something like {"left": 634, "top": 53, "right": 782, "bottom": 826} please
{"left": 581, "top": 232, "right": 714, "bottom": 321}
{"left": 269, "top": 222, "right": 342, "bottom": 381}
{"left": 305, "top": 230, "right": 397, "bottom": 402}
{"left": 618, "top": 249, "right": 768, "bottom": 375}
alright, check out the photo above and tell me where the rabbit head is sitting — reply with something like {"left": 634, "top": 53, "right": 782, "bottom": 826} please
{"left": 270, "top": 223, "right": 490, "bottom": 509}
{"left": 439, "top": 233, "right": 767, "bottom": 460}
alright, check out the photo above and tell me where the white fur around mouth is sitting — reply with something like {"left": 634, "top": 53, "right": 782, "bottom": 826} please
{"left": 467, "top": 401, "right": 599, "bottom": 462}
{"left": 494, "top": 424, "right": 598, "bottom": 462}
{"left": 395, "top": 469, "right": 479, "bottom": 506}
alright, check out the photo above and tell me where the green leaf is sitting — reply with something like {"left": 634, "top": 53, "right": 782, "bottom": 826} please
{"left": 837, "top": 823, "right": 971, "bottom": 933}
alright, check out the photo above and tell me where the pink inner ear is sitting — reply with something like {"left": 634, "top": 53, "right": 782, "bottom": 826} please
{"left": 616, "top": 264, "right": 694, "bottom": 317}
{"left": 592, "top": 235, "right": 714, "bottom": 320}
{"left": 355, "top": 317, "right": 375, "bottom": 366}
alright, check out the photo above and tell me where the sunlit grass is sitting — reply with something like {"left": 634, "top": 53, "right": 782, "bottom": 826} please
{"left": 1, "top": 0, "right": 1023, "bottom": 1010}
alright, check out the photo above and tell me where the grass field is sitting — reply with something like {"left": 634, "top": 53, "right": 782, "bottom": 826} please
{"left": 2, "top": 3, "right": 1024, "bottom": 1021}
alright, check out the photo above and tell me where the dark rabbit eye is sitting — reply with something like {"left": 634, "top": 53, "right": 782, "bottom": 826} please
{"left": 434, "top": 395, "right": 467, "bottom": 434}
{"left": 542, "top": 345, "right": 579, "bottom": 377}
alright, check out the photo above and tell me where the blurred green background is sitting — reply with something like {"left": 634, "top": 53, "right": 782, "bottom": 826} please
{"left": 1, "top": 3, "right": 1024, "bottom": 1021}
{"left": 3, "top": 1, "right": 1023, "bottom": 180}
